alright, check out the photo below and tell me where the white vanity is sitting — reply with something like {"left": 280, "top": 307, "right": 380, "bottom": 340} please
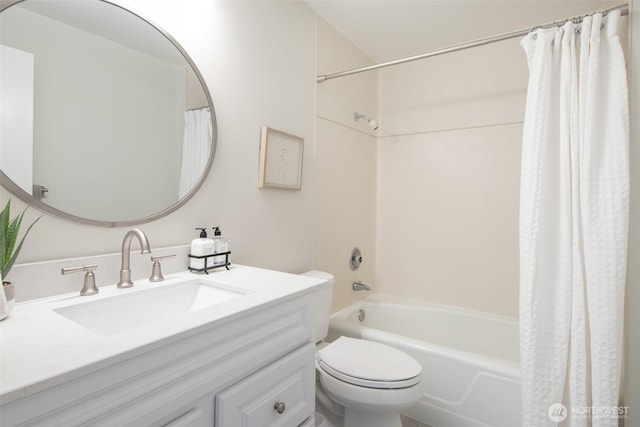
{"left": 0, "top": 1, "right": 322, "bottom": 425}
{"left": 0, "top": 266, "right": 328, "bottom": 427}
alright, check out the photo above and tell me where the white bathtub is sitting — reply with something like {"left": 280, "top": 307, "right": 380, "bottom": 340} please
{"left": 327, "top": 294, "right": 521, "bottom": 427}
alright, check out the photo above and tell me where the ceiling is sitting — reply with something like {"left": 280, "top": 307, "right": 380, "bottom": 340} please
{"left": 304, "top": 0, "right": 624, "bottom": 63}
{"left": 6, "top": 0, "right": 625, "bottom": 69}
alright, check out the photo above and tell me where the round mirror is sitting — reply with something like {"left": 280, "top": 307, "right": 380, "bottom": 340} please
{"left": 0, "top": 0, "right": 217, "bottom": 226}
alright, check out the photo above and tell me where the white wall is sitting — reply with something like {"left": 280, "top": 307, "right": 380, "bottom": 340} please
{"left": 315, "top": 17, "right": 378, "bottom": 312}
{"left": 1, "top": 0, "right": 317, "bottom": 296}
{"left": 376, "top": 39, "right": 526, "bottom": 318}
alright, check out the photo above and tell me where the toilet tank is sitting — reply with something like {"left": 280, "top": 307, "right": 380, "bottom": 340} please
{"left": 300, "top": 271, "right": 334, "bottom": 342}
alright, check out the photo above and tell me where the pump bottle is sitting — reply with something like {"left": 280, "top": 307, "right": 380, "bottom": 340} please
{"left": 190, "top": 228, "right": 215, "bottom": 270}
{"left": 212, "top": 227, "right": 230, "bottom": 266}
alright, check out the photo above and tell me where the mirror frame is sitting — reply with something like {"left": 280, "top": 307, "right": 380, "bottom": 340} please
{"left": 0, "top": 0, "right": 217, "bottom": 227}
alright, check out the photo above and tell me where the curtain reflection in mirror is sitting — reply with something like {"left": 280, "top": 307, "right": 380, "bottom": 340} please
{"left": 179, "top": 107, "right": 212, "bottom": 199}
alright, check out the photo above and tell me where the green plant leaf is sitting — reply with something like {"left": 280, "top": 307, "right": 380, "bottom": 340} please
{"left": 3, "top": 210, "right": 25, "bottom": 277}
{"left": 1, "top": 200, "right": 10, "bottom": 274}
{"left": 1, "top": 200, "right": 40, "bottom": 280}
{"left": 4, "top": 211, "right": 23, "bottom": 266}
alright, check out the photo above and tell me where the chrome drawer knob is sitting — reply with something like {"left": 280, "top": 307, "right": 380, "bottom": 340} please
{"left": 274, "top": 401, "right": 286, "bottom": 414}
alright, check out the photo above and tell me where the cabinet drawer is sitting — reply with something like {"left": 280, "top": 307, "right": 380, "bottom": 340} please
{"left": 163, "top": 408, "right": 203, "bottom": 427}
{"left": 215, "top": 343, "right": 315, "bottom": 427}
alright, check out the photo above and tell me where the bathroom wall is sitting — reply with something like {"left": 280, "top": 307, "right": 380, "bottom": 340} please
{"left": 376, "top": 38, "right": 526, "bottom": 318}
{"left": 1, "top": 0, "right": 317, "bottom": 297}
{"left": 315, "top": 17, "right": 378, "bottom": 312}
{"left": 625, "top": 0, "right": 639, "bottom": 419}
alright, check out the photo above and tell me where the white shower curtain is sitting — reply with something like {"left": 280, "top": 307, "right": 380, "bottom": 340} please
{"left": 179, "top": 107, "right": 212, "bottom": 199}
{"left": 519, "top": 10, "right": 628, "bottom": 427}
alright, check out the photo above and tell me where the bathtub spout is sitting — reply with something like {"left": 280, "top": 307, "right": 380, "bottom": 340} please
{"left": 352, "top": 281, "right": 371, "bottom": 291}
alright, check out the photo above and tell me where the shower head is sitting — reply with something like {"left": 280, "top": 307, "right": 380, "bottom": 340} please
{"left": 354, "top": 112, "right": 379, "bottom": 131}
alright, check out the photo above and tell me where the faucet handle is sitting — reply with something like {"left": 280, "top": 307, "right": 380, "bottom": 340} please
{"left": 61, "top": 264, "right": 99, "bottom": 296}
{"left": 149, "top": 254, "right": 176, "bottom": 282}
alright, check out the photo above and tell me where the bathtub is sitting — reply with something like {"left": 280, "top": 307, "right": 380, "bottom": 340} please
{"left": 327, "top": 294, "right": 521, "bottom": 427}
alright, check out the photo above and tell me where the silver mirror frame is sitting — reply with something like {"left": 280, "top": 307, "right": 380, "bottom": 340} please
{"left": 0, "top": 0, "right": 217, "bottom": 227}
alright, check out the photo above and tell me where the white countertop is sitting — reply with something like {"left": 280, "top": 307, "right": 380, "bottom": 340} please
{"left": 0, "top": 265, "right": 328, "bottom": 405}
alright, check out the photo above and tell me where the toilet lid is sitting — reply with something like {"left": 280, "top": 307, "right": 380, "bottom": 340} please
{"left": 318, "top": 336, "right": 421, "bottom": 389}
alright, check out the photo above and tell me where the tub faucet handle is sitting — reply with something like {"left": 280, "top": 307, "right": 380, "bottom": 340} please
{"left": 352, "top": 281, "right": 371, "bottom": 291}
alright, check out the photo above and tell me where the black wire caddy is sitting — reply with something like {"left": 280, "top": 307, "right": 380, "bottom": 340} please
{"left": 188, "top": 251, "right": 231, "bottom": 274}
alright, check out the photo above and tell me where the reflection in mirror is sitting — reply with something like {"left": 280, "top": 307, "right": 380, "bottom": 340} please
{"left": 0, "top": 0, "right": 216, "bottom": 225}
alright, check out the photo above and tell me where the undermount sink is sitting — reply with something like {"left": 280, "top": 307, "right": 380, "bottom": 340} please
{"left": 54, "top": 279, "right": 249, "bottom": 336}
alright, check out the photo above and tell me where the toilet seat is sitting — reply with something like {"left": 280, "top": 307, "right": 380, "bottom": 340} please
{"left": 317, "top": 336, "right": 421, "bottom": 389}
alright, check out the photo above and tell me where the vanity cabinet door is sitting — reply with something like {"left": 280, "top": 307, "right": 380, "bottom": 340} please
{"left": 215, "top": 343, "right": 315, "bottom": 427}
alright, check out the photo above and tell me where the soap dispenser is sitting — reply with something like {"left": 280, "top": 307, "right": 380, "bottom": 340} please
{"left": 190, "top": 227, "right": 215, "bottom": 270}
{"left": 212, "top": 226, "right": 230, "bottom": 266}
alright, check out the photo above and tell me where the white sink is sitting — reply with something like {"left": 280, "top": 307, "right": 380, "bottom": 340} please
{"left": 54, "top": 279, "right": 249, "bottom": 336}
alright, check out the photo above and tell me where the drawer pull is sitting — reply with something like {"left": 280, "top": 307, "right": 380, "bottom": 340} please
{"left": 274, "top": 401, "right": 286, "bottom": 414}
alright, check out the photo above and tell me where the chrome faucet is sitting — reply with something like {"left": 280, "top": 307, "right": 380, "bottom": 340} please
{"left": 117, "top": 229, "right": 151, "bottom": 288}
{"left": 352, "top": 281, "right": 371, "bottom": 291}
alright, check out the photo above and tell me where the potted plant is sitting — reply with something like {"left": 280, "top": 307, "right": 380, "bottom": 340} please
{"left": 1, "top": 200, "right": 40, "bottom": 318}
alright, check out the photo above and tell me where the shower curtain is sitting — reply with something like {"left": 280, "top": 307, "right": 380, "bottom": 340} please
{"left": 179, "top": 107, "right": 212, "bottom": 199}
{"left": 519, "top": 10, "right": 628, "bottom": 427}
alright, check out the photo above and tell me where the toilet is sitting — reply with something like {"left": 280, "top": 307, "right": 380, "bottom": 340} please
{"left": 302, "top": 271, "right": 422, "bottom": 427}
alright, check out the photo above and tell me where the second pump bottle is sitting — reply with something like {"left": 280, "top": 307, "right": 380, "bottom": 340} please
{"left": 211, "top": 227, "right": 230, "bottom": 266}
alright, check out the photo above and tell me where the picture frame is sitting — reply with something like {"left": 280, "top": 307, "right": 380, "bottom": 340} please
{"left": 258, "top": 126, "right": 304, "bottom": 190}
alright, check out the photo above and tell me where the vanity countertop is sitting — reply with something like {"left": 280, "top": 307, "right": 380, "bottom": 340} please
{"left": 0, "top": 265, "right": 328, "bottom": 405}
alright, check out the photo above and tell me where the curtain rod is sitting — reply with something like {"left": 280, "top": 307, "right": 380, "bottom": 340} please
{"left": 316, "top": 3, "right": 629, "bottom": 83}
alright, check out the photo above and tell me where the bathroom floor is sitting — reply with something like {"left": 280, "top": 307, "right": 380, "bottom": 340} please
{"left": 401, "top": 415, "right": 433, "bottom": 427}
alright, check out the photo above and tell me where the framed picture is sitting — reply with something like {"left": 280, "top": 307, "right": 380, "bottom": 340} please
{"left": 258, "top": 126, "right": 304, "bottom": 190}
